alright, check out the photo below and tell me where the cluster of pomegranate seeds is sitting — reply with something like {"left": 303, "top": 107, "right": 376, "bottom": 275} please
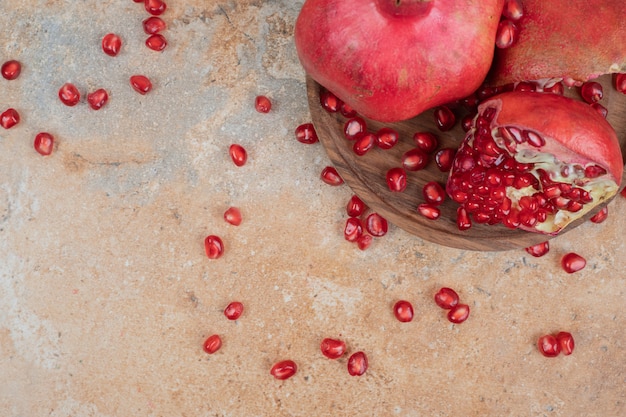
{"left": 270, "top": 360, "right": 298, "bottom": 380}
{"left": 204, "top": 235, "right": 224, "bottom": 259}
{"left": 496, "top": 0, "right": 523, "bottom": 49}
{"left": 254, "top": 95, "right": 272, "bottom": 113}
{"left": 433, "top": 287, "right": 470, "bottom": 324}
{"left": 418, "top": 181, "right": 446, "bottom": 220}
{"left": 589, "top": 206, "right": 608, "bottom": 224}
{"left": 58, "top": 83, "right": 81, "bottom": 106}
{"left": 393, "top": 300, "right": 414, "bottom": 323}
{"left": 0, "top": 108, "right": 20, "bottom": 129}
{"left": 295, "top": 122, "right": 318, "bottom": 144}
{"left": 524, "top": 241, "right": 550, "bottom": 257}
{"left": 342, "top": 194, "right": 388, "bottom": 250}
{"left": 320, "top": 338, "right": 347, "bottom": 359}
{"left": 229, "top": 144, "right": 248, "bottom": 167}
{"left": 347, "top": 351, "right": 368, "bottom": 376}
{"left": 561, "top": 252, "right": 586, "bottom": 273}
{"left": 224, "top": 301, "right": 244, "bottom": 320}
{"left": 34, "top": 132, "right": 54, "bottom": 156}
{"left": 320, "top": 166, "right": 344, "bottom": 186}
{"left": 538, "top": 332, "right": 575, "bottom": 357}
{"left": 202, "top": 334, "right": 222, "bottom": 354}
{"left": 87, "top": 88, "right": 109, "bottom": 110}
{"left": 1, "top": 60, "right": 21, "bottom": 80}
{"left": 223, "top": 207, "right": 242, "bottom": 226}
{"left": 129, "top": 75, "right": 153, "bottom": 95}
{"left": 101, "top": 33, "right": 122, "bottom": 57}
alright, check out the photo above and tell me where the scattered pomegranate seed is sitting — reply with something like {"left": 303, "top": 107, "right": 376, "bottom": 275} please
{"left": 144, "top": 0, "right": 167, "bottom": 16}
{"left": 204, "top": 235, "right": 224, "bottom": 259}
{"left": 34, "top": 132, "right": 54, "bottom": 156}
{"left": 254, "top": 95, "right": 272, "bottom": 113}
{"left": 87, "top": 89, "right": 109, "bottom": 110}
{"left": 615, "top": 73, "right": 626, "bottom": 94}
{"left": 589, "top": 206, "right": 608, "bottom": 224}
{"left": 556, "top": 332, "right": 575, "bottom": 355}
{"left": 224, "top": 301, "right": 244, "bottom": 320}
{"left": 320, "top": 338, "right": 346, "bottom": 359}
{"left": 422, "top": 181, "right": 446, "bottom": 205}
{"left": 434, "top": 287, "right": 459, "bottom": 310}
{"left": 145, "top": 34, "right": 167, "bottom": 51}
{"left": 561, "top": 252, "right": 586, "bottom": 273}
{"left": 344, "top": 117, "right": 366, "bottom": 140}
{"left": 357, "top": 234, "right": 373, "bottom": 250}
{"left": 386, "top": 167, "right": 407, "bottom": 192}
{"left": 344, "top": 217, "right": 364, "bottom": 242}
{"left": 101, "top": 33, "right": 122, "bottom": 57}
{"left": 434, "top": 148, "right": 456, "bottom": 172}
{"left": 129, "top": 75, "right": 152, "bottom": 94}
{"left": 353, "top": 132, "right": 377, "bottom": 156}
{"left": 58, "top": 83, "right": 80, "bottom": 106}
{"left": 447, "top": 304, "right": 470, "bottom": 324}
{"left": 143, "top": 16, "right": 167, "bottom": 34}
{"left": 340, "top": 101, "right": 356, "bottom": 117}
{"left": 202, "top": 334, "right": 222, "bottom": 354}
{"left": 502, "top": 0, "right": 524, "bottom": 21}
{"left": 295, "top": 123, "right": 318, "bottom": 144}
{"left": 346, "top": 195, "right": 367, "bottom": 217}
{"left": 580, "top": 81, "right": 603, "bottom": 103}
{"left": 495, "top": 19, "right": 519, "bottom": 49}
{"left": 320, "top": 166, "right": 343, "bottom": 186}
{"left": 456, "top": 207, "right": 472, "bottom": 231}
{"left": 347, "top": 351, "right": 368, "bottom": 376}
{"left": 393, "top": 300, "right": 414, "bottom": 323}
{"left": 412, "top": 131, "right": 438, "bottom": 153}
{"left": 417, "top": 203, "right": 440, "bottom": 220}
{"left": 376, "top": 127, "right": 399, "bottom": 149}
{"left": 402, "top": 148, "right": 429, "bottom": 171}
{"left": 590, "top": 102, "right": 608, "bottom": 118}
{"left": 270, "top": 360, "right": 297, "bottom": 380}
{"left": 434, "top": 106, "right": 455, "bottom": 131}
{"left": 319, "top": 89, "right": 342, "bottom": 112}
{"left": 229, "top": 144, "right": 247, "bottom": 167}
{"left": 1, "top": 60, "right": 21, "bottom": 80}
{"left": 524, "top": 241, "right": 550, "bottom": 257}
{"left": 224, "top": 207, "right": 242, "bottom": 226}
{"left": 537, "top": 334, "right": 561, "bottom": 357}
{"left": 0, "top": 108, "right": 20, "bottom": 129}
{"left": 365, "top": 213, "right": 388, "bottom": 237}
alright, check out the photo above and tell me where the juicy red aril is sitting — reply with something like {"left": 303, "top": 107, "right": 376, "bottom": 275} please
{"left": 502, "top": 0, "right": 524, "bottom": 21}
{"left": 224, "top": 207, "right": 242, "bottom": 226}
{"left": 434, "top": 287, "right": 459, "bottom": 310}
{"left": 556, "top": 332, "right": 575, "bottom": 355}
{"left": 146, "top": 34, "right": 167, "bottom": 51}
{"left": 447, "top": 304, "right": 470, "bottom": 324}
{"left": 101, "top": 33, "right": 122, "bottom": 56}
{"left": 347, "top": 195, "right": 367, "bottom": 217}
{"left": 365, "top": 213, "right": 388, "bottom": 237}
{"left": 544, "top": 81, "right": 564, "bottom": 95}
{"left": 344, "top": 117, "right": 366, "bottom": 140}
{"left": 34, "top": 132, "right": 54, "bottom": 156}
{"left": 224, "top": 301, "right": 244, "bottom": 320}
{"left": 376, "top": 127, "right": 399, "bottom": 150}
{"left": 321, "top": 166, "right": 343, "bottom": 186}
{"left": 353, "top": 133, "right": 376, "bottom": 156}
{"left": 344, "top": 217, "right": 363, "bottom": 242}
{"left": 413, "top": 132, "right": 438, "bottom": 153}
{"left": 515, "top": 81, "right": 537, "bottom": 93}
{"left": 434, "top": 106, "right": 455, "bottom": 131}
{"left": 591, "top": 102, "right": 608, "bottom": 118}
{"left": 525, "top": 241, "right": 550, "bottom": 257}
{"left": 130, "top": 75, "right": 152, "bottom": 94}
{"left": 435, "top": 148, "right": 456, "bottom": 172}
{"left": 537, "top": 334, "right": 561, "bottom": 357}
{"left": 386, "top": 167, "right": 407, "bottom": 192}
{"left": 202, "top": 334, "right": 222, "bottom": 354}
{"left": 145, "top": 0, "right": 167, "bottom": 15}
{"left": 0, "top": 108, "right": 20, "bottom": 129}
{"left": 456, "top": 207, "right": 472, "bottom": 230}
{"left": 340, "top": 101, "right": 356, "bottom": 117}
{"left": 417, "top": 203, "right": 440, "bottom": 220}
{"left": 561, "top": 252, "right": 586, "bottom": 273}
{"left": 270, "top": 360, "right": 297, "bottom": 380}
{"left": 580, "top": 81, "right": 603, "bottom": 103}
{"left": 1, "top": 60, "right": 21, "bottom": 80}
{"left": 58, "top": 83, "right": 80, "bottom": 106}
{"left": 615, "top": 73, "right": 626, "bottom": 94}
{"left": 393, "top": 300, "right": 414, "bottom": 322}
{"left": 357, "top": 234, "right": 373, "bottom": 250}
{"left": 295, "top": 123, "right": 318, "bottom": 144}
{"left": 496, "top": 20, "right": 518, "bottom": 49}
{"left": 204, "top": 235, "right": 224, "bottom": 259}
{"left": 87, "top": 89, "right": 108, "bottom": 110}
{"left": 589, "top": 206, "right": 608, "bottom": 223}
{"left": 347, "top": 351, "right": 368, "bottom": 376}
{"left": 402, "top": 148, "right": 429, "bottom": 171}
{"left": 319, "top": 89, "right": 342, "bottom": 112}
{"left": 143, "top": 16, "right": 167, "bottom": 34}
{"left": 461, "top": 113, "right": 475, "bottom": 132}
{"left": 255, "top": 95, "right": 272, "bottom": 113}
{"left": 320, "top": 338, "right": 346, "bottom": 359}
{"left": 422, "top": 181, "right": 445, "bottom": 205}
{"left": 229, "top": 144, "right": 247, "bottom": 167}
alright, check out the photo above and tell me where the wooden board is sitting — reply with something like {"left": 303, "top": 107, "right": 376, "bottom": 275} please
{"left": 307, "top": 75, "right": 626, "bottom": 251}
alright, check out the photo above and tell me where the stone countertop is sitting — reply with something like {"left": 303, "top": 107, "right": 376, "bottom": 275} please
{"left": 1, "top": 1, "right": 625, "bottom": 416}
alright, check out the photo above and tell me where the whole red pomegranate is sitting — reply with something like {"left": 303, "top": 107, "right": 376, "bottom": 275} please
{"left": 446, "top": 91, "right": 623, "bottom": 235}
{"left": 294, "top": 0, "right": 505, "bottom": 122}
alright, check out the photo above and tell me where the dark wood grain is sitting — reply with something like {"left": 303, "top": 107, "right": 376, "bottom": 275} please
{"left": 308, "top": 75, "right": 626, "bottom": 251}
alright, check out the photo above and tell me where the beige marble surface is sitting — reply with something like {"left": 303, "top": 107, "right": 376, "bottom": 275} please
{"left": 1, "top": 1, "right": 625, "bottom": 416}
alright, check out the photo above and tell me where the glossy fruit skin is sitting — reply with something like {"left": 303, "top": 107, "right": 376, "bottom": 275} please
{"left": 320, "top": 338, "right": 347, "bottom": 359}
{"left": 102, "top": 33, "right": 122, "bottom": 56}
{"left": 270, "top": 360, "right": 297, "bottom": 380}
{"left": 58, "top": 83, "right": 80, "bottom": 106}
{"left": 204, "top": 235, "right": 224, "bottom": 259}
{"left": 447, "top": 304, "right": 470, "bottom": 324}
{"left": 229, "top": 144, "right": 247, "bottom": 167}
{"left": 1, "top": 60, "right": 21, "bottom": 80}
{"left": 295, "top": 0, "right": 505, "bottom": 122}
{"left": 537, "top": 334, "right": 561, "bottom": 357}
{"left": 203, "top": 334, "right": 222, "bottom": 354}
{"left": 34, "top": 132, "right": 54, "bottom": 156}
{"left": 224, "top": 301, "right": 244, "bottom": 320}
{"left": 87, "top": 89, "right": 108, "bottom": 110}
{"left": 0, "top": 108, "right": 20, "bottom": 129}
{"left": 347, "top": 351, "right": 368, "bottom": 376}
{"left": 434, "top": 287, "right": 459, "bottom": 310}
{"left": 393, "top": 300, "right": 414, "bottom": 323}
{"left": 561, "top": 252, "right": 586, "bottom": 273}
{"left": 130, "top": 75, "right": 152, "bottom": 94}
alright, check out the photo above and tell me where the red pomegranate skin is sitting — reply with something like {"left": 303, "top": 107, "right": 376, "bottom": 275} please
{"left": 488, "top": 0, "right": 626, "bottom": 86}
{"left": 294, "top": 0, "right": 505, "bottom": 122}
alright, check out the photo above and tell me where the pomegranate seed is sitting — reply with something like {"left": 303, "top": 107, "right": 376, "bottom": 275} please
{"left": 412, "top": 132, "right": 438, "bottom": 153}
{"left": 434, "top": 287, "right": 459, "bottom": 310}
{"left": 447, "top": 304, "right": 470, "bottom": 324}
{"left": 320, "top": 338, "right": 346, "bottom": 359}
{"left": 561, "top": 252, "right": 586, "bottom": 273}
{"left": 204, "top": 235, "right": 224, "bottom": 259}
{"left": 144, "top": 0, "right": 167, "bottom": 16}
{"left": 365, "top": 213, "right": 388, "bottom": 237}
{"left": 270, "top": 360, "right": 297, "bottom": 380}
{"left": 343, "top": 117, "right": 366, "bottom": 140}
{"left": 130, "top": 75, "right": 152, "bottom": 94}
{"left": 589, "top": 206, "right": 608, "bottom": 224}
{"left": 544, "top": 81, "right": 564, "bottom": 95}
{"left": 34, "top": 132, "right": 54, "bottom": 156}
{"left": 417, "top": 203, "right": 440, "bottom": 220}
{"left": 229, "top": 144, "right": 247, "bottom": 167}
{"left": 295, "top": 123, "right": 318, "bottom": 144}
{"left": 402, "top": 148, "right": 429, "bottom": 171}
{"left": 422, "top": 181, "right": 445, "bottom": 205}
{"left": 224, "top": 301, "right": 244, "bottom": 320}
{"left": 255, "top": 95, "right": 272, "bottom": 113}
{"left": 319, "top": 89, "right": 342, "bottom": 112}
{"left": 347, "top": 351, "right": 368, "bottom": 376}
{"left": 357, "top": 234, "right": 373, "bottom": 250}
{"left": 145, "top": 34, "right": 167, "bottom": 51}
{"left": 556, "top": 332, "right": 575, "bottom": 356}
{"left": 502, "top": 0, "right": 524, "bottom": 21}
{"left": 393, "top": 300, "right": 414, "bottom": 323}
{"left": 386, "top": 167, "right": 407, "bottom": 192}
{"left": 224, "top": 207, "right": 242, "bottom": 226}
{"left": 495, "top": 19, "right": 518, "bottom": 49}
{"left": 1, "top": 60, "right": 21, "bottom": 80}
{"left": 202, "top": 334, "right": 222, "bottom": 354}
{"left": 344, "top": 217, "right": 363, "bottom": 242}
{"left": 456, "top": 207, "right": 472, "bottom": 230}
{"left": 461, "top": 113, "right": 475, "bottom": 132}
{"left": 376, "top": 127, "right": 399, "bottom": 150}
{"left": 87, "top": 88, "right": 108, "bottom": 110}
{"left": 353, "top": 132, "right": 376, "bottom": 156}
{"left": 347, "top": 195, "right": 367, "bottom": 217}
{"left": 515, "top": 82, "right": 537, "bottom": 93}
{"left": 524, "top": 241, "right": 550, "bottom": 257}
{"left": 591, "top": 102, "right": 608, "bottom": 118}
{"left": 320, "top": 166, "right": 343, "bottom": 186}
{"left": 537, "top": 334, "right": 561, "bottom": 357}
{"left": 101, "top": 33, "right": 122, "bottom": 57}
{"left": 580, "top": 81, "right": 603, "bottom": 103}
{"left": 615, "top": 73, "right": 626, "bottom": 94}
{"left": 0, "top": 108, "right": 20, "bottom": 129}
{"left": 435, "top": 148, "right": 456, "bottom": 172}
{"left": 143, "top": 16, "right": 167, "bottom": 34}
{"left": 340, "top": 101, "right": 357, "bottom": 117}
{"left": 434, "top": 106, "right": 455, "bottom": 131}
{"left": 58, "top": 83, "right": 80, "bottom": 106}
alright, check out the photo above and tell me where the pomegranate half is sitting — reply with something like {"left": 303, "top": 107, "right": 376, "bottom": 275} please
{"left": 446, "top": 91, "right": 623, "bottom": 235}
{"left": 294, "top": 0, "right": 505, "bottom": 122}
